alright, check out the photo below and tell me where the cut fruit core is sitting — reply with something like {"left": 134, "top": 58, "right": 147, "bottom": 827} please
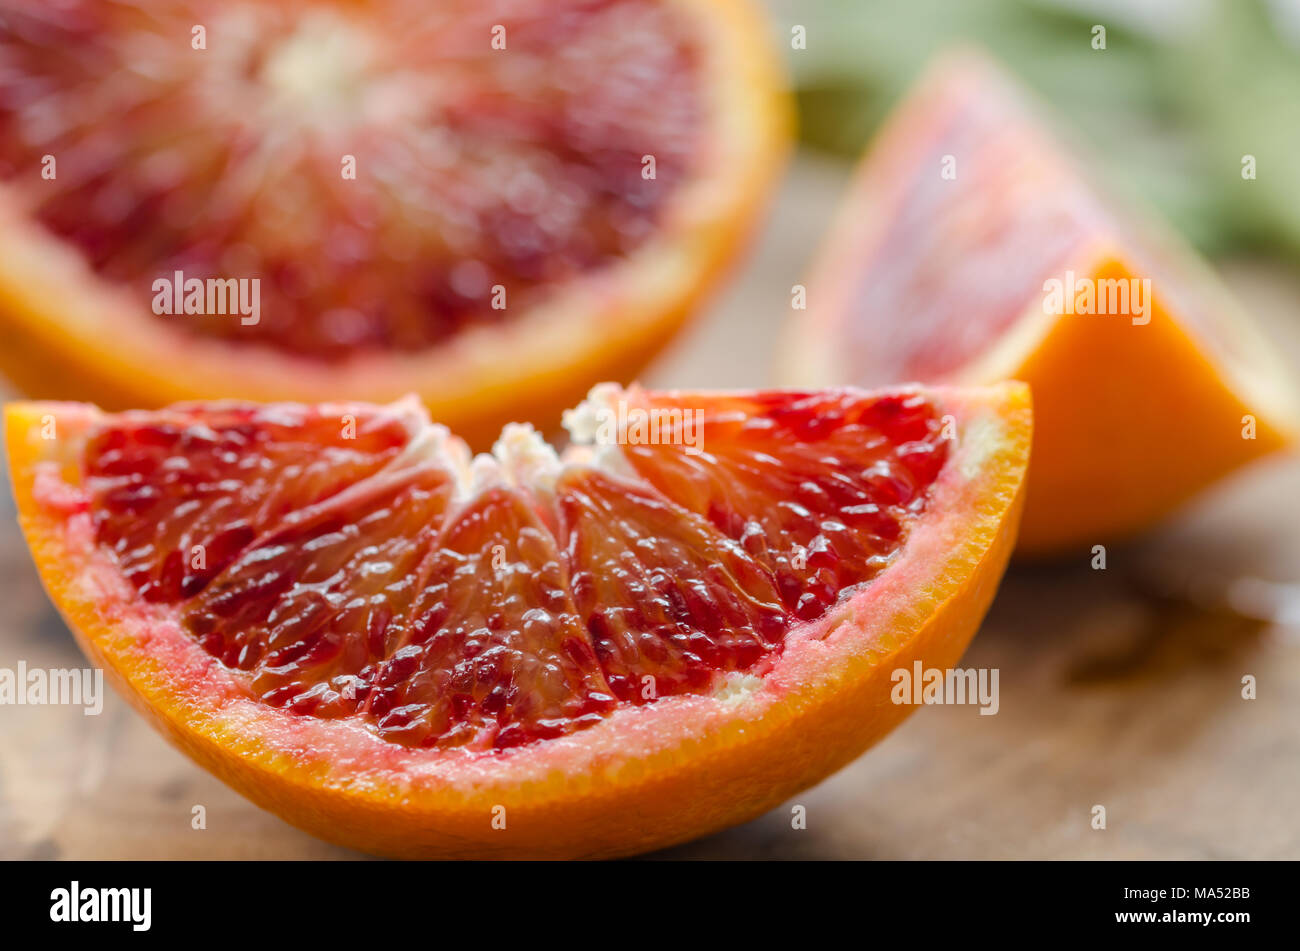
{"left": 44, "top": 387, "right": 951, "bottom": 751}
{"left": 0, "top": 0, "right": 705, "bottom": 359}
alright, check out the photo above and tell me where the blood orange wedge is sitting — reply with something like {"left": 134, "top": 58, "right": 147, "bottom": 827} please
{"left": 0, "top": 0, "right": 789, "bottom": 446}
{"left": 7, "top": 381, "right": 1028, "bottom": 859}
{"left": 782, "top": 51, "right": 1299, "bottom": 555}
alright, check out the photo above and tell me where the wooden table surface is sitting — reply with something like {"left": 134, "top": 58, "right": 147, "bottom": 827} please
{"left": 3, "top": 154, "right": 1299, "bottom": 860}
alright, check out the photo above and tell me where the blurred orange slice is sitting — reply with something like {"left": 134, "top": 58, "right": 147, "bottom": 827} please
{"left": 0, "top": 0, "right": 790, "bottom": 445}
{"left": 782, "top": 51, "right": 1298, "bottom": 555}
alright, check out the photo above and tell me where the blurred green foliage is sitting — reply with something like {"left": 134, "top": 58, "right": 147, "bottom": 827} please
{"left": 777, "top": 0, "right": 1300, "bottom": 260}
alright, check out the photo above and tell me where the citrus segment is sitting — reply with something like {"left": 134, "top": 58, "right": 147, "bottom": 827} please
{"left": 556, "top": 468, "right": 786, "bottom": 701}
{"left": 7, "top": 382, "right": 1031, "bottom": 857}
{"left": 782, "top": 51, "right": 1298, "bottom": 554}
{"left": 617, "top": 390, "right": 950, "bottom": 618}
{"left": 83, "top": 402, "right": 417, "bottom": 602}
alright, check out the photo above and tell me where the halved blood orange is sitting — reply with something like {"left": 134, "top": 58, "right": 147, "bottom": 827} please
{"left": 782, "top": 51, "right": 1298, "bottom": 555}
{"left": 0, "top": 0, "right": 789, "bottom": 445}
{"left": 7, "top": 381, "right": 1030, "bottom": 858}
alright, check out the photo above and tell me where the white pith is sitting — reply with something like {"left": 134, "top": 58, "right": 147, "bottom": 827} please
{"left": 386, "top": 383, "right": 638, "bottom": 503}
{"left": 260, "top": 11, "right": 377, "bottom": 122}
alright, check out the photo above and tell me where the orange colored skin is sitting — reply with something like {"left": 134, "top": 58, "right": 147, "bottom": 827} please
{"left": 6, "top": 383, "right": 1030, "bottom": 859}
{"left": 0, "top": 0, "right": 793, "bottom": 451}
{"left": 1010, "top": 255, "right": 1293, "bottom": 553}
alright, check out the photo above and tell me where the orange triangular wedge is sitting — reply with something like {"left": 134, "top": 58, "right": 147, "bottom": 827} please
{"left": 783, "top": 51, "right": 1298, "bottom": 554}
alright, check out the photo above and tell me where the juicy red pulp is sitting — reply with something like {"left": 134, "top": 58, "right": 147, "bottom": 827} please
{"left": 79, "top": 391, "right": 949, "bottom": 751}
{"left": 0, "top": 0, "right": 704, "bottom": 359}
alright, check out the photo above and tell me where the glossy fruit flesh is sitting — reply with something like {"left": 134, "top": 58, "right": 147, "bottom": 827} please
{"left": 0, "top": 0, "right": 703, "bottom": 358}
{"left": 10, "top": 383, "right": 1030, "bottom": 857}
{"left": 64, "top": 388, "right": 948, "bottom": 751}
